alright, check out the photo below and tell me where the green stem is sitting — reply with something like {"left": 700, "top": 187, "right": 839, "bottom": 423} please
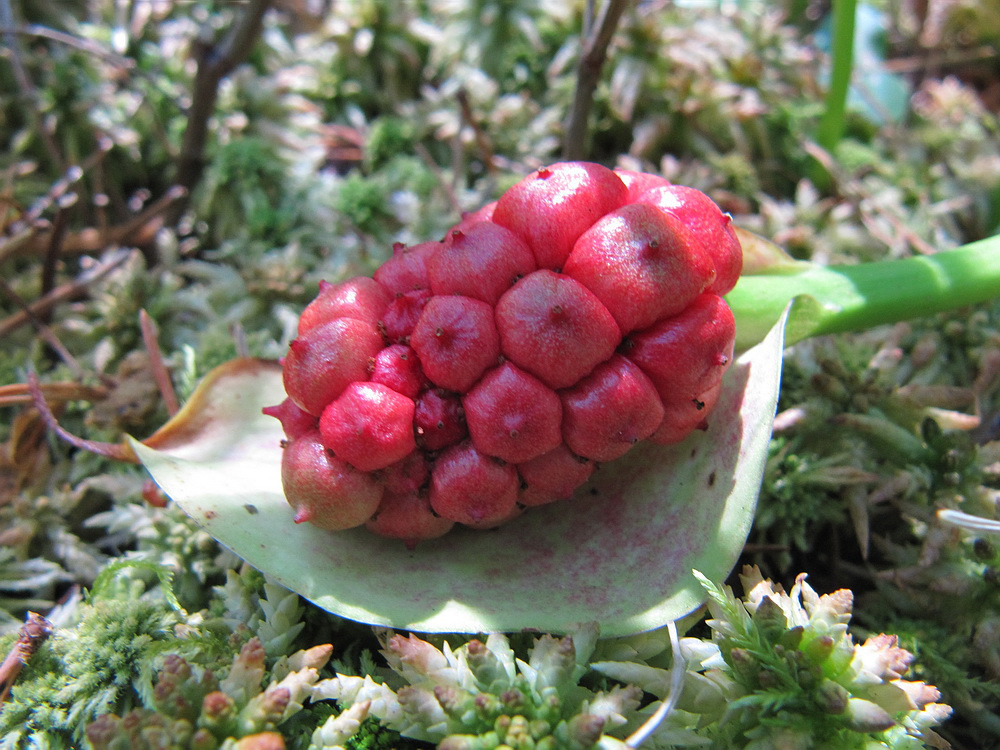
{"left": 817, "top": 0, "right": 856, "bottom": 152}
{"left": 726, "top": 234, "right": 1000, "bottom": 350}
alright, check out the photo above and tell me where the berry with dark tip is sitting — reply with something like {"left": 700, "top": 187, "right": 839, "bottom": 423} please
{"left": 517, "top": 444, "right": 594, "bottom": 507}
{"left": 429, "top": 441, "right": 520, "bottom": 527}
{"left": 297, "top": 277, "right": 392, "bottom": 334}
{"left": 495, "top": 270, "right": 620, "bottom": 390}
{"left": 282, "top": 318, "right": 384, "bottom": 416}
{"left": 414, "top": 389, "right": 467, "bottom": 452}
{"left": 560, "top": 355, "right": 665, "bottom": 462}
{"left": 410, "top": 295, "right": 500, "bottom": 392}
{"left": 463, "top": 362, "right": 562, "bottom": 464}
{"left": 369, "top": 344, "right": 427, "bottom": 399}
{"left": 319, "top": 382, "right": 416, "bottom": 472}
{"left": 280, "top": 431, "right": 383, "bottom": 530}
{"left": 493, "top": 162, "right": 629, "bottom": 269}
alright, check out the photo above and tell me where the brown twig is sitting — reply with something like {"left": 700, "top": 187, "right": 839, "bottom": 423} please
{"left": 166, "top": 0, "right": 272, "bottom": 227}
{"left": 27, "top": 370, "right": 135, "bottom": 463}
{"left": 0, "top": 275, "right": 87, "bottom": 380}
{"left": 6, "top": 186, "right": 186, "bottom": 262}
{"left": 0, "top": 23, "right": 135, "bottom": 70}
{"left": 562, "top": 0, "right": 630, "bottom": 160}
{"left": 456, "top": 88, "right": 497, "bottom": 176}
{"left": 0, "top": 248, "right": 134, "bottom": 339}
{"left": 0, "top": 612, "right": 53, "bottom": 706}
{"left": 0, "top": 381, "right": 108, "bottom": 407}
{"left": 0, "top": 0, "right": 64, "bottom": 173}
{"left": 140, "top": 310, "right": 179, "bottom": 416}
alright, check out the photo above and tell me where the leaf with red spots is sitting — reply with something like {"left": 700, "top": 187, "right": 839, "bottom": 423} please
{"left": 131, "top": 310, "right": 788, "bottom": 636}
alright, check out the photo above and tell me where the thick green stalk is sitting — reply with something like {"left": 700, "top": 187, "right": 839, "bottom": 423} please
{"left": 726, "top": 234, "right": 1000, "bottom": 350}
{"left": 817, "top": 0, "right": 857, "bottom": 152}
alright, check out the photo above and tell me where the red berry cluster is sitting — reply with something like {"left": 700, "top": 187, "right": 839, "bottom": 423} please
{"left": 266, "top": 162, "right": 740, "bottom": 546}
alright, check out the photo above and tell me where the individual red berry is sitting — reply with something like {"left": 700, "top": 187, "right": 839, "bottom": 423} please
{"left": 381, "top": 451, "right": 431, "bottom": 495}
{"left": 414, "top": 389, "right": 467, "bottom": 451}
{"left": 281, "top": 431, "right": 383, "bottom": 530}
{"left": 495, "top": 270, "right": 621, "bottom": 389}
{"left": 649, "top": 382, "right": 722, "bottom": 445}
{"left": 463, "top": 362, "right": 562, "bottom": 463}
{"left": 561, "top": 355, "right": 665, "bottom": 461}
{"left": 262, "top": 397, "right": 319, "bottom": 440}
{"left": 410, "top": 295, "right": 500, "bottom": 392}
{"left": 428, "top": 222, "right": 537, "bottom": 305}
{"left": 366, "top": 490, "right": 454, "bottom": 547}
{"left": 613, "top": 168, "right": 672, "bottom": 201}
{"left": 282, "top": 318, "right": 384, "bottom": 416}
{"left": 369, "top": 344, "right": 427, "bottom": 399}
{"left": 623, "top": 293, "right": 736, "bottom": 402}
{"left": 380, "top": 289, "right": 432, "bottom": 344}
{"left": 517, "top": 444, "right": 594, "bottom": 507}
{"left": 429, "top": 441, "right": 519, "bottom": 527}
{"left": 319, "top": 382, "right": 416, "bottom": 472}
{"left": 493, "top": 162, "right": 628, "bottom": 269}
{"left": 443, "top": 201, "right": 497, "bottom": 242}
{"left": 634, "top": 185, "right": 743, "bottom": 296}
{"left": 297, "top": 277, "right": 392, "bottom": 335}
{"left": 564, "top": 202, "right": 716, "bottom": 333}
{"left": 373, "top": 241, "right": 439, "bottom": 295}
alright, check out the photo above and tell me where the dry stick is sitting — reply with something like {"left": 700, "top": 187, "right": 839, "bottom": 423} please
{"left": 0, "top": 23, "right": 135, "bottom": 70}
{"left": 166, "top": 0, "right": 272, "bottom": 228}
{"left": 0, "top": 247, "right": 133, "bottom": 339}
{"left": 27, "top": 370, "right": 135, "bottom": 462}
{"left": 139, "top": 310, "right": 180, "bottom": 416}
{"left": 562, "top": 0, "right": 630, "bottom": 161}
{"left": 0, "top": 276, "right": 87, "bottom": 380}
{"left": 0, "top": 381, "right": 107, "bottom": 407}
{"left": 456, "top": 88, "right": 497, "bottom": 176}
{"left": 11, "top": 185, "right": 187, "bottom": 260}
{"left": 38, "top": 194, "right": 76, "bottom": 326}
{"left": 0, "top": 613, "right": 53, "bottom": 706}
{"left": 0, "top": 0, "right": 64, "bottom": 173}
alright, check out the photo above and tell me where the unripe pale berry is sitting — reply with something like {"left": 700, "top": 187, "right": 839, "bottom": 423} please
{"left": 281, "top": 431, "right": 383, "bottom": 530}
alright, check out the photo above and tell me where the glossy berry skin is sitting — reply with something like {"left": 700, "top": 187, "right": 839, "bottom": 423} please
{"left": 495, "top": 270, "right": 621, "bottom": 390}
{"left": 319, "top": 382, "right": 416, "bottom": 472}
{"left": 463, "top": 362, "right": 562, "bottom": 463}
{"left": 493, "top": 162, "right": 628, "bottom": 269}
{"left": 269, "top": 161, "right": 741, "bottom": 542}
{"left": 281, "top": 431, "right": 383, "bottom": 530}
{"left": 429, "top": 441, "right": 520, "bottom": 527}
{"left": 560, "top": 355, "right": 665, "bottom": 462}
{"left": 282, "top": 318, "right": 384, "bottom": 416}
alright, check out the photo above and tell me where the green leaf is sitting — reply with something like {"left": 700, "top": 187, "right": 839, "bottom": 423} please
{"left": 130, "top": 311, "right": 788, "bottom": 637}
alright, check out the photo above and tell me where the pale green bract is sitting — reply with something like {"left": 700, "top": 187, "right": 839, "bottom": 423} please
{"left": 130, "top": 310, "right": 789, "bottom": 636}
